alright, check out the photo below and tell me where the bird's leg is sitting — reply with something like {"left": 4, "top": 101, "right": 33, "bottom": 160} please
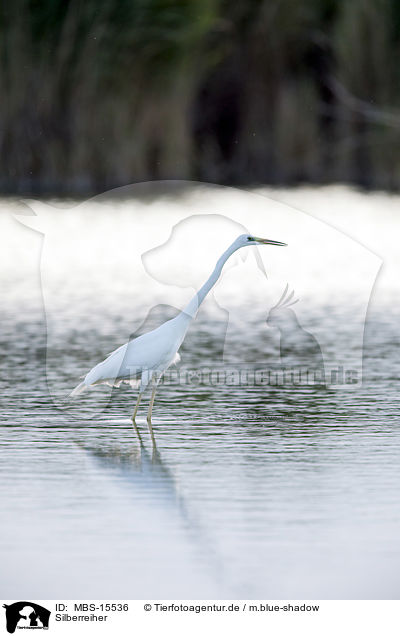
{"left": 132, "top": 392, "right": 143, "bottom": 441}
{"left": 147, "top": 383, "right": 158, "bottom": 446}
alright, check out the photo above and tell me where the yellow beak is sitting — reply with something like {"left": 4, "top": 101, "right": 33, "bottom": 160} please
{"left": 254, "top": 236, "right": 287, "bottom": 246}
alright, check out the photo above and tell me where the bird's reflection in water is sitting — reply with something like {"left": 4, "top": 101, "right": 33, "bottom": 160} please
{"left": 83, "top": 438, "right": 170, "bottom": 479}
{"left": 78, "top": 437, "right": 179, "bottom": 504}
{"left": 77, "top": 432, "right": 229, "bottom": 592}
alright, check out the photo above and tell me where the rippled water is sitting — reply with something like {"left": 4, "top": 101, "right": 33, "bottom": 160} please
{"left": 1, "top": 184, "right": 399, "bottom": 599}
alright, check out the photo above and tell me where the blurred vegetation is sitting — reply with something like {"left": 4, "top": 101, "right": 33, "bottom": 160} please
{"left": 1, "top": 0, "right": 400, "bottom": 193}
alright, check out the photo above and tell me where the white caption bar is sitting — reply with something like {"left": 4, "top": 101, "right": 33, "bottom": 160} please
{"left": 1, "top": 600, "right": 399, "bottom": 635}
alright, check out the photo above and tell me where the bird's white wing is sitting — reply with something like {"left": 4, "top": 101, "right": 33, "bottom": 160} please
{"left": 84, "top": 342, "right": 130, "bottom": 385}
{"left": 82, "top": 316, "right": 185, "bottom": 388}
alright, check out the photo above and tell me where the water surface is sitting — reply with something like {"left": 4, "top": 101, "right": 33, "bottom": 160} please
{"left": 1, "top": 185, "right": 399, "bottom": 599}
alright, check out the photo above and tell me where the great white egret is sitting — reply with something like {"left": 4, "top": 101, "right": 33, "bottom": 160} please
{"left": 71, "top": 234, "right": 286, "bottom": 443}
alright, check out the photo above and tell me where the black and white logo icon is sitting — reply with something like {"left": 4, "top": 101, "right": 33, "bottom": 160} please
{"left": 2, "top": 602, "right": 50, "bottom": 633}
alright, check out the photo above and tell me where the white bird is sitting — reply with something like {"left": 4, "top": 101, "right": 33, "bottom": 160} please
{"left": 71, "top": 233, "right": 286, "bottom": 443}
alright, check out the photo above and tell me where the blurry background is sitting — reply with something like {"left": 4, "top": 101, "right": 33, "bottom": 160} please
{"left": 1, "top": 0, "right": 400, "bottom": 195}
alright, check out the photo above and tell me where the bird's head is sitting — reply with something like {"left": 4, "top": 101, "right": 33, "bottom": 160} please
{"left": 235, "top": 233, "right": 287, "bottom": 249}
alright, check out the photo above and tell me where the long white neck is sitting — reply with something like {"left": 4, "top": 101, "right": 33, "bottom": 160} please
{"left": 181, "top": 240, "right": 240, "bottom": 320}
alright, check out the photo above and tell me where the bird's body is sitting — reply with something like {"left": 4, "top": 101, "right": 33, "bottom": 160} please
{"left": 71, "top": 312, "right": 189, "bottom": 395}
{"left": 71, "top": 233, "right": 287, "bottom": 443}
